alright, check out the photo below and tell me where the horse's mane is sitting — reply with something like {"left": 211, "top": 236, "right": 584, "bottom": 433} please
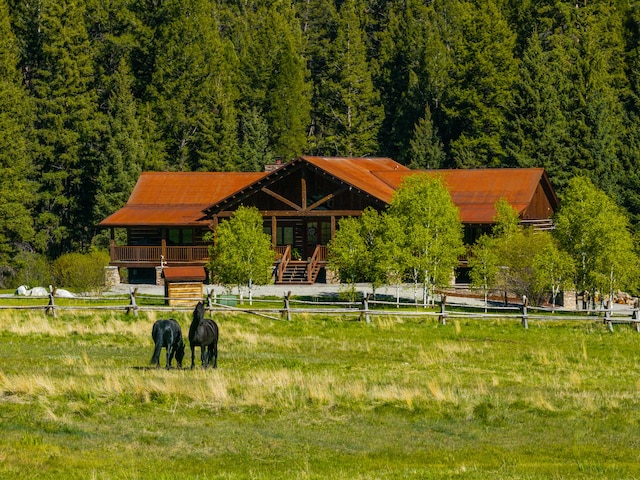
{"left": 189, "top": 301, "right": 205, "bottom": 337}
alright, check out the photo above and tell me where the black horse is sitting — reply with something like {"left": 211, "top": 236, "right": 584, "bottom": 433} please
{"left": 188, "top": 301, "right": 219, "bottom": 369}
{"left": 150, "top": 319, "right": 185, "bottom": 369}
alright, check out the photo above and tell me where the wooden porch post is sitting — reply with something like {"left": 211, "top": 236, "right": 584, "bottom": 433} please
{"left": 212, "top": 215, "right": 219, "bottom": 239}
{"left": 301, "top": 170, "right": 307, "bottom": 209}
{"left": 331, "top": 216, "right": 336, "bottom": 240}
{"left": 161, "top": 228, "right": 167, "bottom": 262}
{"left": 271, "top": 216, "right": 277, "bottom": 248}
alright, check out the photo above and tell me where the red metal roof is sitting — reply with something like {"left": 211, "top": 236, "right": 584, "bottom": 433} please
{"left": 99, "top": 172, "right": 265, "bottom": 227}
{"left": 162, "top": 266, "right": 206, "bottom": 282}
{"left": 373, "top": 168, "right": 554, "bottom": 223}
{"left": 302, "top": 156, "right": 410, "bottom": 204}
{"left": 99, "top": 160, "right": 556, "bottom": 227}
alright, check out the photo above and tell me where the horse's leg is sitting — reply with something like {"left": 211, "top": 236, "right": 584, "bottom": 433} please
{"left": 151, "top": 340, "right": 163, "bottom": 368}
{"left": 211, "top": 339, "right": 218, "bottom": 369}
{"left": 190, "top": 345, "right": 196, "bottom": 369}
{"left": 166, "top": 345, "right": 174, "bottom": 370}
{"left": 201, "top": 346, "right": 208, "bottom": 368}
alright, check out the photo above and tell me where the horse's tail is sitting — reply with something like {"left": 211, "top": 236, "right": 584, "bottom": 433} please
{"left": 151, "top": 323, "right": 163, "bottom": 365}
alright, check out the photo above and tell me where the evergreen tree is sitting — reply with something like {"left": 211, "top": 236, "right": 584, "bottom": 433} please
{"left": 505, "top": 30, "right": 572, "bottom": 189}
{"left": 408, "top": 106, "right": 446, "bottom": 170}
{"left": 298, "top": 0, "right": 337, "bottom": 155}
{"left": 84, "top": 0, "right": 145, "bottom": 91}
{"left": 147, "top": 0, "right": 240, "bottom": 171}
{"left": 319, "top": 0, "right": 383, "bottom": 156}
{"left": 376, "top": 0, "right": 449, "bottom": 164}
{"left": 0, "top": 0, "right": 36, "bottom": 267}
{"left": 237, "top": 0, "right": 311, "bottom": 162}
{"left": 619, "top": 2, "right": 640, "bottom": 230}
{"left": 538, "top": 2, "right": 627, "bottom": 191}
{"left": 238, "top": 107, "right": 273, "bottom": 172}
{"left": 440, "top": 0, "right": 518, "bottom": 168}
{"left": 93, "top": 59, "right": 156, "bottom": 233}
{"left": 30, "top": 0, "right": 103, "bottom": 255}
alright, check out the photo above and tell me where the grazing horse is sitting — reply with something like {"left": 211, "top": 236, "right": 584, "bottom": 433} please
{"left": 188, "top": 301, "right": 219, "bottom": 369}
{"left": 150, "top": 319, "right": 185, "bottom": 369}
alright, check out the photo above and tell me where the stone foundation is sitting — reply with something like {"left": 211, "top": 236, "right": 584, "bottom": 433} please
{"left": 104, "top": 266, "right": 120, "bottom": 288}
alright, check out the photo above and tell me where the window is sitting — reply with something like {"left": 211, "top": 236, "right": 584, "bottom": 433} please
{"left": 276, "top": 226, "right": 294, "bottom": 245}
{"left": 167, "top": 228, "right": 194, "bottom": 245}
{"left": 168, "top": 228, "right": 180, "bottom": 245}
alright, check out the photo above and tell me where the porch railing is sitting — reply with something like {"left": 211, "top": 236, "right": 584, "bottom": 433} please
{"left": 111, "top": 245, "right": 210, "bottom": 264}
{"left": 276, "top": 245, "right": 292, "bottom": 283}
{"left": 307, "top": 245, "right": 328, "bottom": 283}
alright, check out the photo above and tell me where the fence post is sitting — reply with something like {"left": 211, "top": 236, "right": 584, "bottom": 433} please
{"left": 521, "top": 295, "right": 528, "bottom": 329}
{"left": 439, "top": 295, "right": 447, "bottom": 325}
{"left": 633, "top": 299, "right": 640, "bottom": 333}
{"left": 46, "top": 285, "right": 56, "bottom": 318}
{"left": 605, "top": 299, "right": 613, "bottom": 332}
{"left": 126, "top": 287, "right": 139, "bottom": 317}
{"left": 361, "top": 293, "right": 371, "bottom": 323}
{"left": 282, "top": 291, "right": 291, "bottom": 321}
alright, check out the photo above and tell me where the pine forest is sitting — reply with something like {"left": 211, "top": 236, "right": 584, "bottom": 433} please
{"left": 2, "top": 0, "right": 640, "bottom": 277}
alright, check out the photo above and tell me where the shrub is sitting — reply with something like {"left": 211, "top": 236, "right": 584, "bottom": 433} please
{"left": 11, "top": 250, "right": 52, "bottom": 288}
{"left": 51, "top": 249, "right": 110, "bottom": 293}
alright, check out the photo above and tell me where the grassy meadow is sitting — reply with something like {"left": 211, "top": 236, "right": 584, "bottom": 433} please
{"left": 1, "top": 307, "right": 640, "bottom": 479}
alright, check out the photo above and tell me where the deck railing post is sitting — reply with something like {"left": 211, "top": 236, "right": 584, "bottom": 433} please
{"left": 126, "top": 287, "right": 139, "bottom": 317}
{"left": 521, "top": 295, "right": 528, "bottom": 329}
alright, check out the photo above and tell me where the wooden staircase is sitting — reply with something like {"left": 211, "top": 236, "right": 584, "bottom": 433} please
{"left": 275, "top": 245, "right": 327, "bottom": 284}
{"left": 280, "top": 261, "right": 311, "bottom": 283}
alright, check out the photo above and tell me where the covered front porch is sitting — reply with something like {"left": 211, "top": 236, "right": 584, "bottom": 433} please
{"left": 106, "top": 242, "right": 329, "bottom": 285}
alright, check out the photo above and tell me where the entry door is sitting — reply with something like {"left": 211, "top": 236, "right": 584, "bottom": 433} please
{"left": 305, "top": 220, "right": 331, "bottom": 259}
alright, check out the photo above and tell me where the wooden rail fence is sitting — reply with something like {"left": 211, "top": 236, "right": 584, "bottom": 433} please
{"left": 3, "top": 289, "right": 640, "bottom": 332}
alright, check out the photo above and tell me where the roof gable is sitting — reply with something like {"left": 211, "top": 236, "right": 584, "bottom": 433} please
{"left": 203, "top": 156, "right": 409, "bottom": 214}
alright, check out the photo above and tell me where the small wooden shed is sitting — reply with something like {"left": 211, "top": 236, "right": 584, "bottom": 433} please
{"left": 162, "top": 266, "right": 207, "bottom": 307}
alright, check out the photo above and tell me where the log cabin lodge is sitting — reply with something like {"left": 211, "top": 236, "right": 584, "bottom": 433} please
{"left": 99, "top": 156, "right": 558, "bottom": 285}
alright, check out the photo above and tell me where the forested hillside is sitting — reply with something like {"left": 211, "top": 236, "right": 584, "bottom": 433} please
{"left": 1, "top": 0, "right": 640, "bottom": 274}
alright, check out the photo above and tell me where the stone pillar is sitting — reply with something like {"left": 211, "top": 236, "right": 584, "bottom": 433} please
{"left": 104, "top": 266, "right": 120, "bottom": 288}
{"left": 325, "top": 268, "right": 340, "bottom": 284}
{"left": 560, "top": 289, "right": 577, "bottom": 310}
{"left": 155, "top": 266, "right": 165, "bottom": 286}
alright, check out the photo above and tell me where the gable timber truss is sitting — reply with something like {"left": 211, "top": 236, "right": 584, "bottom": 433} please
{"left": 201, "top": 158, "right": 388, "bottom": 221}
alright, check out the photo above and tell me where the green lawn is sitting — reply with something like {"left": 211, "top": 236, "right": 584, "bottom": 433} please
{"left": 1, "top": 309, "right": 639, "bottom": 479}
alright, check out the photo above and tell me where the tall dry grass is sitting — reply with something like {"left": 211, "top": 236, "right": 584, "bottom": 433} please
{"left": 1, "top": 309, "right": 639, "bottom": 419}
